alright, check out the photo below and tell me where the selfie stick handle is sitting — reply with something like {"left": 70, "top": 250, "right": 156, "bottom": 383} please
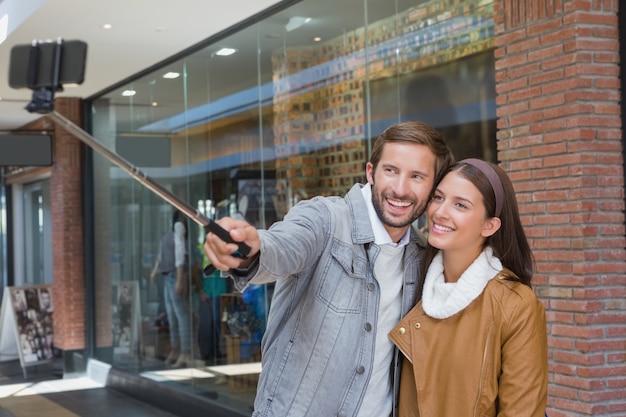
{"left": 47, "top": 110, "right": 251, "bottom": 259}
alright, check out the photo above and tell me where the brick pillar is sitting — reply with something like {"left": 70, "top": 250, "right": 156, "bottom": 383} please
{"left": 494, "top": 1, "right": 625, "bottom": 415}
{"left": 50, "top": 97, "right": 85, "bottom": 352}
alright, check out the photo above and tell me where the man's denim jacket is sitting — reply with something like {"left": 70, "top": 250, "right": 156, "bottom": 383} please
{"left": 226, "top": 183, "right": 425, "bottom": 417}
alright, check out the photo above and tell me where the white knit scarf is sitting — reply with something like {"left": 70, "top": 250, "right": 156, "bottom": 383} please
{"left": 422, "top": 247, "right": 503, "bottom": 319}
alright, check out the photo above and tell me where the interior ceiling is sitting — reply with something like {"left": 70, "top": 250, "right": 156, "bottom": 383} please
{"left": 0, "top": 0, "right": 282, "bottom": 132}
{"left": 0, "top": 0, "right": 396, "bottom": 134}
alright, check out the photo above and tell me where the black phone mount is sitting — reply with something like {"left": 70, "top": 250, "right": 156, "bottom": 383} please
{"left": 25, "top": 39, "right": 64, "bottom": 114}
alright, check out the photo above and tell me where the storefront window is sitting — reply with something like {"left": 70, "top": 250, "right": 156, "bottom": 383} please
{"left": 90, "top": 0, "right": 495, "bottom": 412}
{"left": 0, "top": 188, "right": 6, "bottom": 291}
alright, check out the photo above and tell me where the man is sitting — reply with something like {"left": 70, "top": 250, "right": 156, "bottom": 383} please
{"left": 204, "top": 121, "right": 453, "bottom": 417}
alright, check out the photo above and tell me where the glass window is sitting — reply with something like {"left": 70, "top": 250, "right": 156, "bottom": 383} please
{"left": 22, "top": 180, "right": 52, "bottom": 285}
{"left": 90, "top": 0, "right": 495, "bottom": 412}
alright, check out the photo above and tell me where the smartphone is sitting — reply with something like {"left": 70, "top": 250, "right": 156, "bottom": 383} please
{"left": 9, "top": 40, "right": 87, "bottom": 89}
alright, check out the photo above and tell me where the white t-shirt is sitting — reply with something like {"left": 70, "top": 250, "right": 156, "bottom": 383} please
{"left": 358, "top": 184, "right": 408, "bottom": 416}
{"left": 173, "top": 221, "right": 186, "bottom": 267}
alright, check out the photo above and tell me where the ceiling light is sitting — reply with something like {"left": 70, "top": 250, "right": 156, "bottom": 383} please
{"left": 151, "top": 101, "right": 158, "bottom": 107}
{"left": 215, "top": 48, "right": 237, "bottom": 56}
{"left": 101, "top": 23, "right": 113, "bottom": 30}
{"left": 285, "top": 16, "right": 311, "bottom": 32}
{"left": 0, "top": 14, "right": 8, "bottom": 45}
{"left": 313, "top": 36, "right": 322, "bottom": 42}
{"left": 162, "top": 72, "right": 180, "bottom": 79}
{"left": 121, "top": 90, "right": 136, "bottom": 97}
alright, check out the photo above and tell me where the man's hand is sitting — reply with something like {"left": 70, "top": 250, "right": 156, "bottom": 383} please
{"left": 204, "top": 217, "right": 261, "bottom": 271}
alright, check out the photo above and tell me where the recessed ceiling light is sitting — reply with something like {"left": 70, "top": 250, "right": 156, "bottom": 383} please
{"left": 215, "top": 48, "right": 237, "bottom": 56}
{"left": 0, "top": 15, "right": 8, "bottom": 45}
{"left": 121, "top": 90, "right": 136, "bottom": 97}
{"left": 285, "top": 16, "right": 312, "bottom": 32}
{"left": 162, "top": 72, "right": 180, "bottom": 79}
{"left": 151, "top": 101, "right": 158, "bottom": 107}
{"left": 101, "top": 23, "right": 113, "bottom": 30}
{"left": 313, "top": 36, "right": 322, "bottom": 42}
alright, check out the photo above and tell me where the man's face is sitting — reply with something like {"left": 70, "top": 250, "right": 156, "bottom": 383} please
{"left": 366, "top": 142, "right": 437, "bottom": 242}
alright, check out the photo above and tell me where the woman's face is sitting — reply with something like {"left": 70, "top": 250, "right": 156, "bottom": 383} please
{"left": 426, "top": 170, "right": 499, "bottom": 256}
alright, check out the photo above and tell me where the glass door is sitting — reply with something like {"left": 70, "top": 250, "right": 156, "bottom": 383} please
{"left": 22, "top": 180, "right": 52, "bottom": 285}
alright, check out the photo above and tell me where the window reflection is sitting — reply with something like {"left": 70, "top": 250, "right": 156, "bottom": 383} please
{"left": 90, "top": 0, "right": 496, "bottom": 412}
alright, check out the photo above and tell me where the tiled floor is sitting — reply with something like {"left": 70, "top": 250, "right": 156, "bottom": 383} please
{"left": 0, "top": 360, "right": 179, "bottom": 417}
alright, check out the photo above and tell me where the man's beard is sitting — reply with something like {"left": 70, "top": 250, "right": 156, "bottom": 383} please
{"left": 370, "top": 183, "right": 425, "bottom": 229}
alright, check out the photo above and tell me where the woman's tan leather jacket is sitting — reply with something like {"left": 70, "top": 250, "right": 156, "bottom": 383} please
{"left": 389, "top": 271, "right": 548, "bottom": 417}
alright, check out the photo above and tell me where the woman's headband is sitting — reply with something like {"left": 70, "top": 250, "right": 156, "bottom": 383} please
{"left": 460, "top": 158, "right": 505, "bottom": 218}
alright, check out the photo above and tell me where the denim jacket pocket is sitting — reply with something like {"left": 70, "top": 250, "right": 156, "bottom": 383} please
{"left": 316, "top": 239, "right": 367, "bottom": 314}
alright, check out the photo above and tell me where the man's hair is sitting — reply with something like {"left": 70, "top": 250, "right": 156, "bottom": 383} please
{"left": 369, "top": 121, "right": 454, "bottom": 185}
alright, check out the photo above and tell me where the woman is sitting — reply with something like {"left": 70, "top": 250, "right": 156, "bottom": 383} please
{"left": 389, "top": 158, "right": 548, "bottom": 417}
{"left": 151, "top": 210, "right": 193, "bottom": 368}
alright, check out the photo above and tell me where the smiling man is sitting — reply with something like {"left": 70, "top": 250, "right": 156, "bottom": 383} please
{"left": 204, "top": 121, "right": 453, "bottom": 417}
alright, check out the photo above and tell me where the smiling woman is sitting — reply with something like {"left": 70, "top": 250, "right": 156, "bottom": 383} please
{"left": 426, "top": 166, "right": 502, "bottom": 269}
{"left": 390, "top": 159, "right": 548, "bottom": 417}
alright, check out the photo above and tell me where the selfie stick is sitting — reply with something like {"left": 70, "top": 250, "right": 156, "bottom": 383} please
{"left": 20, "top": 39, "right": 251, "bottom": 269}
{"left": 48, "top": 111, "right": 250, "bottom": 258}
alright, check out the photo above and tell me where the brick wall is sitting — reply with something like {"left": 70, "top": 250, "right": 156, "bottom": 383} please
{"left": 494, "top": 0, "right": 626, "bottom": 415}
{"left": 49, "top": 98, "right": 86, "bottom": 351}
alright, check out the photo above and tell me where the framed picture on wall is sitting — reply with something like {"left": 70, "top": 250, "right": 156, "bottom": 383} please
{"left": 0, "top": 285, "right": 54, "bottom": 373}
